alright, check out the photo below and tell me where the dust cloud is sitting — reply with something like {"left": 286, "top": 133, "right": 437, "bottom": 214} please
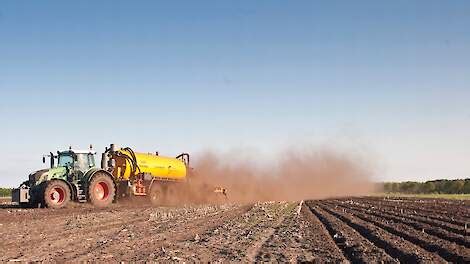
{"left": 189, "top": 147, "right": 376, "bottom": 203}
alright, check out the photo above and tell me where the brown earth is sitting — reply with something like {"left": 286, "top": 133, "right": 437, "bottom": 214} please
{"left": 0, "top": 197, "right": 469, "bottom": 262}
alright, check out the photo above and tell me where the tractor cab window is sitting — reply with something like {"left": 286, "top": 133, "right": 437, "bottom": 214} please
{"left": 58, "top": 154, "right": 74, "bottom": 167}
{"left": 75, "top": 153, "right": 94, "bottom": 171}
{"left": 87, "top": 153, "right": 95, "bottom": 167}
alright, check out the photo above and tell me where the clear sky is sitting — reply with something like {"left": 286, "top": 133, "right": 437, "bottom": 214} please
{"left": 1, "top": 1, "right": 469, "bottom": 186}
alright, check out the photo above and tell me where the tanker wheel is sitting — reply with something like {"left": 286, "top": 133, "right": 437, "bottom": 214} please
{"left": 164, "top": 184, "right": 183, "bottom": 206}
{"left": 88, "top": 172, "right": 115, "bottom": 208}
{"left": 149, "top": 184, "right": 164, "bottom": 206}
{"left": 44, "top": 180, "right": 71, "bottom": 209}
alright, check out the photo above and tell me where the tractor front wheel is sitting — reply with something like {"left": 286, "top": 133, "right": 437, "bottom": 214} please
{"left": 44, "top": 180, "right": 71, "bottom": 209}
{"left": 89, "top": 172, "right": 115, "bottom": 208}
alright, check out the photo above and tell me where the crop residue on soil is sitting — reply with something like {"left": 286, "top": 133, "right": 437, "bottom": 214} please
{"left": 1, "top": 197, "right": 469, "bottom": 262}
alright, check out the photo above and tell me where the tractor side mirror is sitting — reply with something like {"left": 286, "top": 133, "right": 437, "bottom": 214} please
{"left": 42, "top": 156, "right": 46, "bottom": 163}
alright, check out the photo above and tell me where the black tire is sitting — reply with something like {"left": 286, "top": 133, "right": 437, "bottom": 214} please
{"left": 88, "top": 172, "right": 115, "bottom": 208}
{"left": 165, "top": 183, "right": 185, "bottom": 206}
{"left": 149, "top": 184, "right": 165, "bottom": 206}
{"left": 44, "top": 180, "right": 71, "bottom": 209}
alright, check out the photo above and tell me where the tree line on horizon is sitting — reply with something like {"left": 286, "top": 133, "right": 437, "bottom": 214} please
{"left": 0, "top": 188, "right": 11, "bottom": 197}
{"left": 383, "top": 178, "right": 470, "bottom": 194}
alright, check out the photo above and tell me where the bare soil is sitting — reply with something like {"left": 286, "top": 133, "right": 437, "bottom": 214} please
{"left": 0, "top": 197, "right": 469, "bottom": 262}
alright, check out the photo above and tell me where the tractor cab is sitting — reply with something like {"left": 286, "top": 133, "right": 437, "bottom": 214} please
{"left": 44, "top": 148, "right": 97, "bottom": 172}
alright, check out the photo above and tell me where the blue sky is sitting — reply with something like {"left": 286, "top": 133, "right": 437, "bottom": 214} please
{"left": 1, "top": 1, "right": 469, "bottom": 186}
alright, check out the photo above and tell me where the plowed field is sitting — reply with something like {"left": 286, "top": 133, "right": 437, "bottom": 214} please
{"left": 0, "top": 197, "right": 469, "bottom": 262}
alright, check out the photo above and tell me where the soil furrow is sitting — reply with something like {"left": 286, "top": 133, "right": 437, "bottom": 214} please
{"left": 331, "top": 200, "right": 469, "bottom": 247}
{"left": 351, "top": 197, "right": 469, "bottom": 226}
{"left": 308, "top": 202, "right": 398, "bottom": 263}
{"left": 317, "top": 202, "right": 446, "bottom": 263}
{"left": 327, "top": 202, "right": 470, "bottom": 263}
{"left": 354, "top": 197, "right": 470, "bottom": 220}
{"left": 295, "top": 203, "right": 348, "bottom": 262}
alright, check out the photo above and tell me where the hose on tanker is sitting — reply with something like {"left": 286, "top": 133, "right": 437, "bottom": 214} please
{"left": 124, "top": 155, "right": 139, "bottom": 175}
{"left": 124, "top": 147, "right": 141, "bottom": 175}
{"left": 113, "top": 147, "right": 141, "bottom": 176}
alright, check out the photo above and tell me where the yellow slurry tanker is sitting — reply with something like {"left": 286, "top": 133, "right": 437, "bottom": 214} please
{"left": 12, "top": 144, "right": 226, "bottom": 208}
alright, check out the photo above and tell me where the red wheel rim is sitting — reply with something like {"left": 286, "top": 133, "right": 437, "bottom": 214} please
{"left": 50, "top": 187, "right": 66, "bottom": 204}
{"left": 94, "top": 182, "right": 109, "bottom": 200}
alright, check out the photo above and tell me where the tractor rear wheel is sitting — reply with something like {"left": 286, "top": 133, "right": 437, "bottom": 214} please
{"left": 44, "top": 180, "right": 71, "bottom": 209}
{"left": 88, "top": 172, "right": 115, "bottom": 208}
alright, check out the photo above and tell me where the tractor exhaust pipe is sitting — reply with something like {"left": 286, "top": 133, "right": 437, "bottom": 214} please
{"left": 101, "top": 152, "right": 108, "bottom": 170}
{"left": 50, "top": 152, "right": 54, "bottom": 168}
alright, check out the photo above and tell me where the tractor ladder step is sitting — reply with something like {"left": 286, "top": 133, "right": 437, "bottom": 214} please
{"left": 76, "top": 182, "right": 87, "bottom": 202}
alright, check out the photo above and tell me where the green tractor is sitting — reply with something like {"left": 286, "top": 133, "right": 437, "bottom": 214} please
{"left": 12, "top": 146, "right": 115, "bottom": 209}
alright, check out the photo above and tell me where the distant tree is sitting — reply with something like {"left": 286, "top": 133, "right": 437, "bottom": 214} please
{"left": 442, "top": 180, "right": 455, "bottom": 194}
{"left": 0, "top": 188, "right": 11, "bottom": 197}
{"left": 383, "top": 182, "right": 391, "bottom": 193}
{"left": 451, "top": 180, "right": 465, "bottom": 194}
{"left": 391, "top": 182, "right": 400, "bottom": 193}
{"left": 463, "top": 180, "right": 470, "bottom": 194}
{"left": 433, "top": 180, "right": 445, "bottom": 193}
{"left": 400, "top": 182, "right": 419, "bottom": 194}
{"left": 420, "top": 182, "right": 436, "bottom": 194}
